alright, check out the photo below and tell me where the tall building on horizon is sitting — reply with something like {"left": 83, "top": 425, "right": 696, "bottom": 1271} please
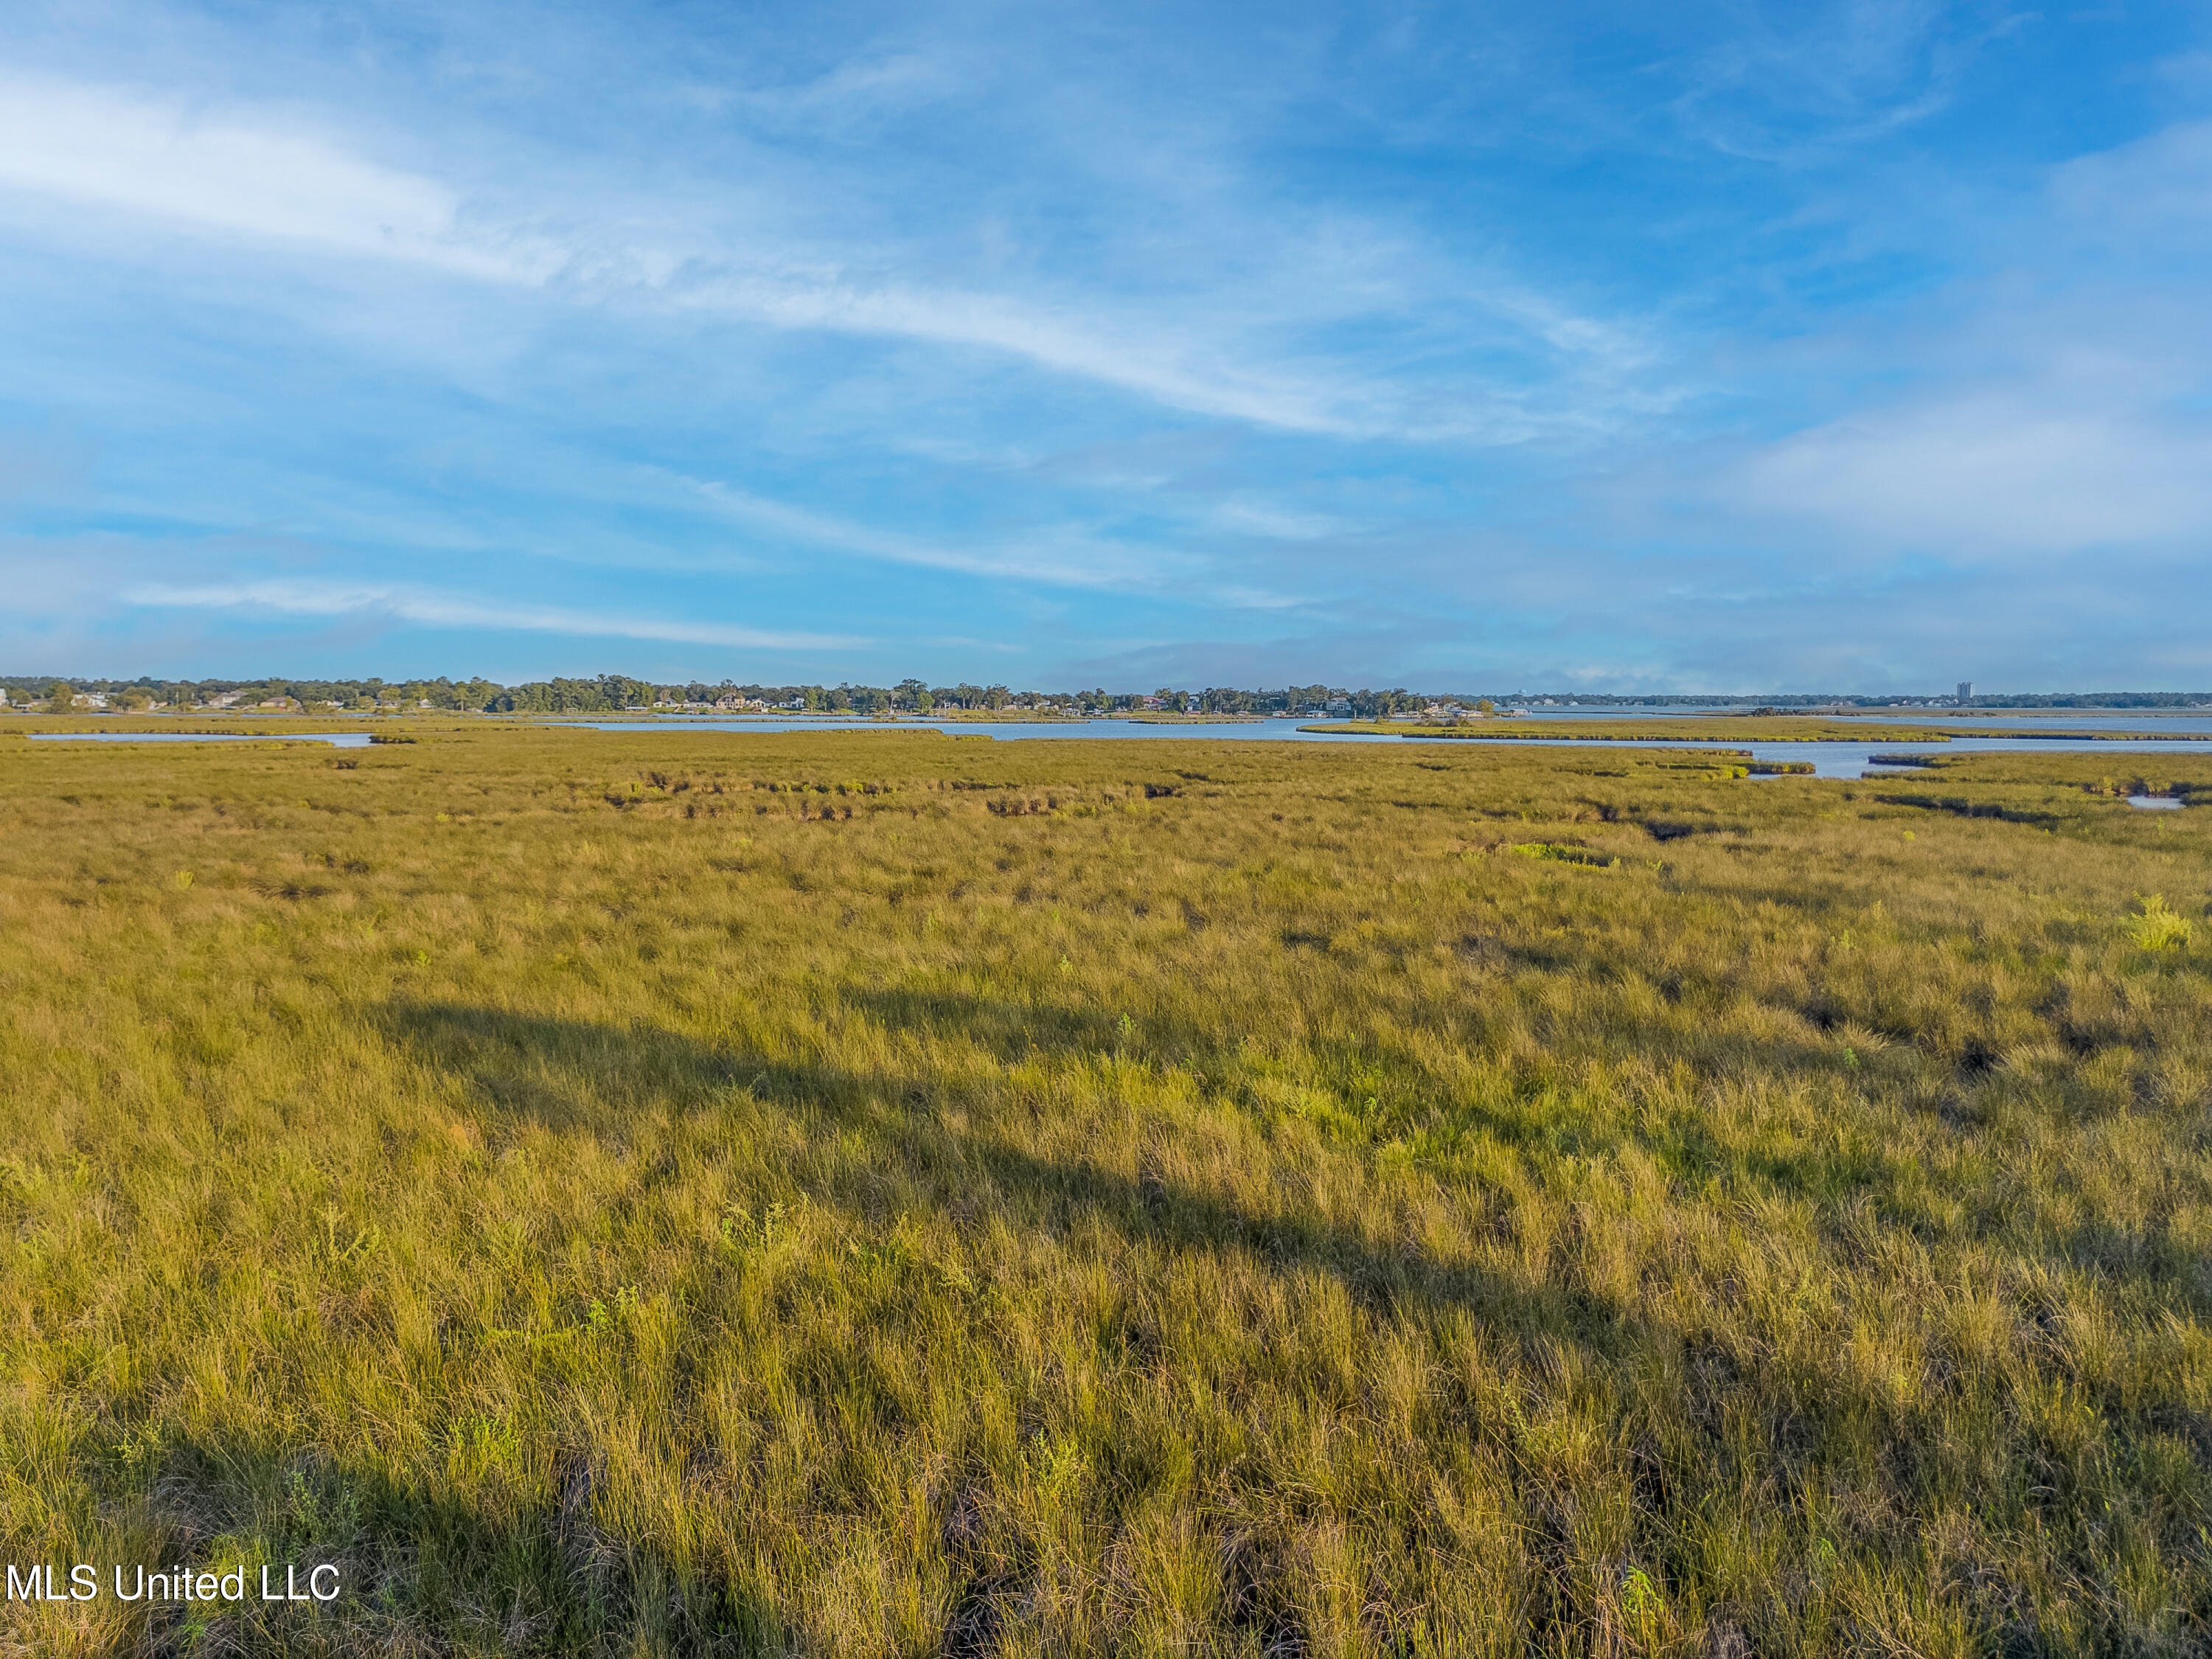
{"left": 1957, "top": 681, "right": 1974, "bottom": 704}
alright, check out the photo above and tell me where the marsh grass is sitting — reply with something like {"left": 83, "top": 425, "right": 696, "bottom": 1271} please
{"left": 1, "top": 730, "right": 2208, "bottom": 1655}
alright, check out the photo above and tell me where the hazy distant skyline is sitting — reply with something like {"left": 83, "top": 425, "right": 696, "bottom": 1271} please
{"left": 2, "top": 1, "right": 2208, "bottom": 691}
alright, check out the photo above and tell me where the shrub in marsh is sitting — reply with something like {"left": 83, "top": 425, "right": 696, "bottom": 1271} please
{"left": 2125, "top": 894, "right": 2192, "bottom": 950}
{"left": 1509, "top": 841, "right": 1620, "bottom": 868}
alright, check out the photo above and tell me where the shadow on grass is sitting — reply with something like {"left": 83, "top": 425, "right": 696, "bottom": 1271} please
{"left": 95, "top": 1425, "right": 793, "bottom": 1657}
{"left": 375, "top": 998, "right": 1627, "bottom": 1347}
{"left": 345, "top": 1000, "right": 1637, "bottom": 1659}
{"left": 375, "top": 984, "right": 1925, "bottom": 1231}
{"left": 97, "top": 998, "right": 2198, "bottom": 1653}
{"left": 843, "top": 981, "right": 1907, "bottom": 1211}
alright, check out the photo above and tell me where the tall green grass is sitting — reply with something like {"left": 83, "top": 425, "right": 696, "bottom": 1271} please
{"left": 1, "top": 730, "right": 2207, "bottom": 1655}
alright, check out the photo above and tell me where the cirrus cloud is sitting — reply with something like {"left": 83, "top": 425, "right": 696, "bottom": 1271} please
{"left": 125, "top": 579, "right": 864, "bottom": 651}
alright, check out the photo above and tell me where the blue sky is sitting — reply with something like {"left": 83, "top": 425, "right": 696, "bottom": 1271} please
{"left": 1, "top": 0, "right": 2208, "bottom": 692}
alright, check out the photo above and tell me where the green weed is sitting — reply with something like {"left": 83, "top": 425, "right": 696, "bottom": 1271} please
{"left": 2126, "top": 894, "right": 2194, "bottom": 950}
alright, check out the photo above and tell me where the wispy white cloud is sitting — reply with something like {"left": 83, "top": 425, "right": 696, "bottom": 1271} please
{"left": 686, "top": 52, "right": 961, "bottom": 130}
{"left": 0, "top": 69, "right": 1341, "bottom": 425}
{"left": 682, "top": 476, "right": 1316, "bottom": 610}
{"left": 1700, "top": 113, "right": 2212, "bottom": 562}
{"left": 0, "top": 73, "right": 558, "bottom": 279}
{"left": 1200, "top": 499, "right": 1348, "bottom": 540}
{"left": 125, "top": 579, "right": 862, "bottom": 650}
{"left": 0, "top": 68, "right": 1660, "bottom": 443}
{"left": 685, "top": 477, "right": 1164, "bottom": 588}
{"left": 1664, "top": 0, "right": 1985, "bottom": 161}
{"left": 2050, "top": 119, "right": 2212, "bottom": 248}
{"left": 1726, "top": 399, "right": 2212, "bottom": 555}
{"left": 675, "top": 275, "right": 1366, "bottom": 434}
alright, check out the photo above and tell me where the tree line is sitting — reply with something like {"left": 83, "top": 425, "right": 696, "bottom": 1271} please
{"left": 0, "top": 674, "right": 1421, "bottom": 717}
{"left": 4, "top": 673, "right": 2208, "bottom": 716}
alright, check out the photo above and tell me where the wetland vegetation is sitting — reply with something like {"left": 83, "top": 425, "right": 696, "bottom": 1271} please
{"left": 1, "top": 726, "right": 2208, "bottom": 1656}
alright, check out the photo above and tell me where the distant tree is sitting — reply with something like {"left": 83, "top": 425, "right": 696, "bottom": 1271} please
{"left": 491, "top": 677, "right": 608, "bottom": 713}
{"left": 46, "top": 682, "right": 77, "bottom": 713}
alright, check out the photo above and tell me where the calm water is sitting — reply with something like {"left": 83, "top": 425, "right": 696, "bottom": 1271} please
{"left": 1885, "top": 713, "right": 2212, "bottom": 734}
{"left": 553, "top": 718, "right": 2211, "bottom": 780}
{"left": 1506, "top": 708, "right": 2212, "bottom": 729}
{"left": 28, "top": 731, "right": 373, "bottom": 747}
{"left": 21, "top": 720, "right": 2205, "bottom": 782}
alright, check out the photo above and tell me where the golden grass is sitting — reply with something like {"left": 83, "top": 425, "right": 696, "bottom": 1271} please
{"left": 1, "top": 728, "right": 2208, "bottom": 1656}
